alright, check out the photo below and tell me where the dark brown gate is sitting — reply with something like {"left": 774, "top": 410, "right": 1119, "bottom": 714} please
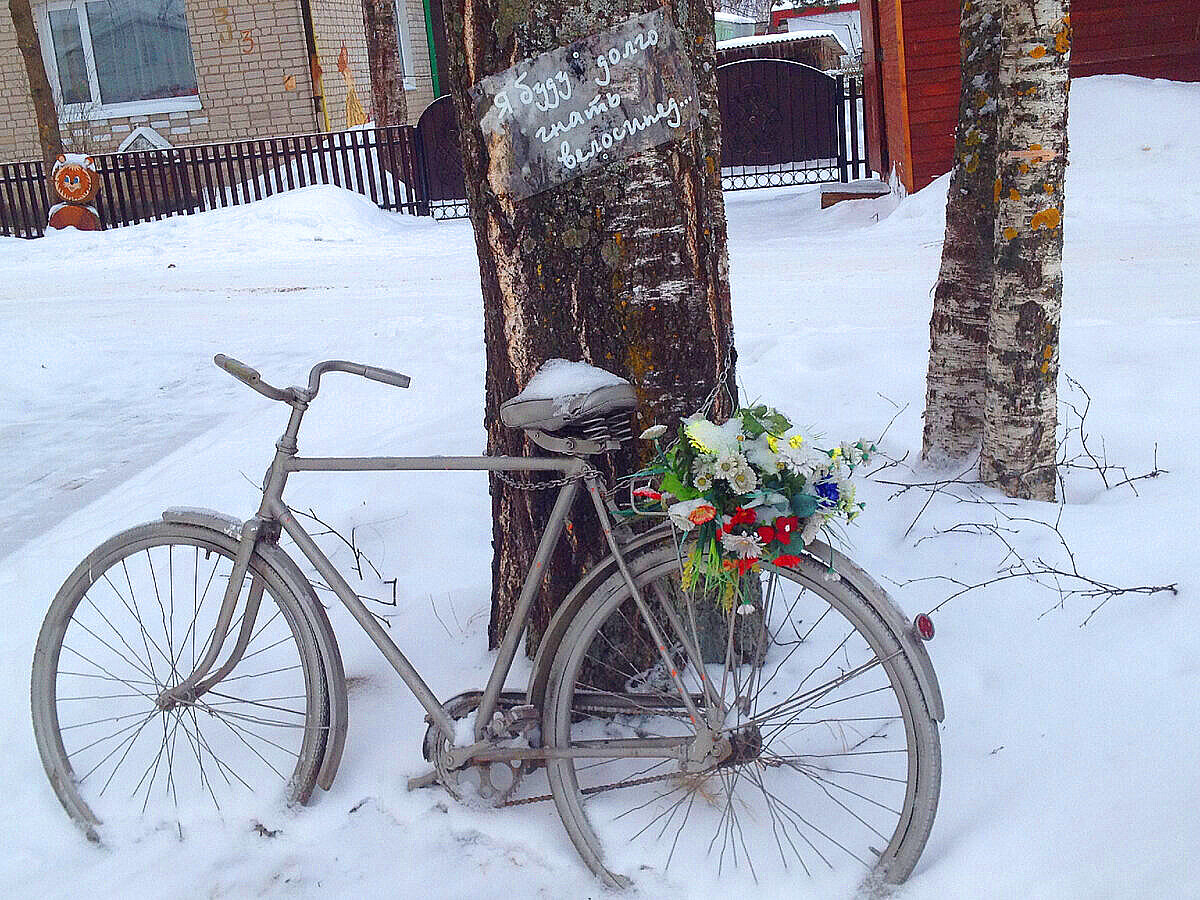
{"left": 717, "top": 59, "right": 866, "bottom": 190}
{"left": 414, "top": 96, "right": 468, "bottom": 219}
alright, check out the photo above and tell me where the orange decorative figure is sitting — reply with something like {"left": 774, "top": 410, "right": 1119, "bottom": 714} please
{"left": 48, "top": 154, "right": 102, "bottom": 231}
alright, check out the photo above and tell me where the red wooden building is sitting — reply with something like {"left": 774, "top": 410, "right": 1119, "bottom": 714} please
{"left": 860, "top": 0, "right": 1200, "bottom": 191}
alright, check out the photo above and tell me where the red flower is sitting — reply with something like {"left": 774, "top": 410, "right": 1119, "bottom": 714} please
{"left": 729, "top": 507, "right": 756, "bottom": 528}
{"left": 756, "top": 526, "right": 776, "bottom": 545}
{"left": 736, "top": 558, "right": 757, "bottom": 576}
{"left": 773, "top": 516, "right": 799, "bottom": 545}
{"left": 773, "top": 554, "right": 802, "bottom": 568}
{"left": 633, "top": 488, "right": 661, "bottom": 501}
{"left": 688, "top": 504, "right": 717, "bottom": 525}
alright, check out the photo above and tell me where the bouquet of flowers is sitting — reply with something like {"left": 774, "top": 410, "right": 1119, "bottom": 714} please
{"left": 636, "top": 406, "right": 875, "bottom": 615}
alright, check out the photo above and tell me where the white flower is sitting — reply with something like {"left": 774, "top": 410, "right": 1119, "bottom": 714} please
{"left": 778, "top": 443, "right": 826, "bottom": 481}
{"left": 713, "top": 450, "right": 745, "bottom": 482}
{"left": 693, "top": 470, "right": 714, "bottom": 491}
{"left": 800, "top": 514, "right": 825, "bottom": 545}
{"left": 720, "top": 531, "right": 763, "bottom": 559}
{"left": 640, "top": 424, "right": 667, "bottom": 440}
{"left": 735, "top": 602, "right": 757, "bottom": 616}
{"left": 729, "top": 465, "right": 758, "bottom": 493}
{"left": 683, "top": 416, "right": 736, "bottom": 455}
{"left": 743, "top": 435, "right": 778, "bottom": 473}
{"left": 668, "top": 499, "right": 717, "bottom": 532}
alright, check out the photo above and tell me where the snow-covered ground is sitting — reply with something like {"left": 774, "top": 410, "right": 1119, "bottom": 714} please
{"left": 1, "top": 74, "right": 1197, "bottom": 898}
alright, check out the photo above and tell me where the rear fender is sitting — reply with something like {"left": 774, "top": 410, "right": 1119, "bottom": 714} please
{"left": 161, "top": 508, "right": 349, "bottom": 790}
{"left": 527, "top": 525, "right": 944, "bottom": 723}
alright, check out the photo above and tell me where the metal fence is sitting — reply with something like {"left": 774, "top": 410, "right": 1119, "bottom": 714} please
{"left": 2, "top": 67, "right": 871, "bottom": 238}
{"left": 1, "top": 125, "right": 429, "bottom": 238}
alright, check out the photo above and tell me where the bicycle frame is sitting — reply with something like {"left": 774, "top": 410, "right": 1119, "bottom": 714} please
{"left": 156, "top": 392, "right": 711, "bottom": 752}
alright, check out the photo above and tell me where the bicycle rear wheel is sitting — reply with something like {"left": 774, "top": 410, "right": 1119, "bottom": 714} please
{"left": 31, "top": 522, "right": 329, "bottom": 841}
{"left": 544, "top": 546, "right": 940, "bottom": 890}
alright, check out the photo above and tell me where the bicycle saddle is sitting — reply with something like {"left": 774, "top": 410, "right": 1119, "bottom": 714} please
{"left": 500, "top": 359, "right": 637, "bottom": 432}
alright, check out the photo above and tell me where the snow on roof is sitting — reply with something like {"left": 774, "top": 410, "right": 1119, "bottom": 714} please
{"left": 715, "top": 10, "right": 757, "bottom": 23}
{"left": 716, "top": 29, "right": 840, "bottom": 51}
{"left": 772, "top": 0, "right": 857, "bottom": 12}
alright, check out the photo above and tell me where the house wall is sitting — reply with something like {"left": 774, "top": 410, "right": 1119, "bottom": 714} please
{"left": 400, "top": 0, "right": 436, "bottom": 123}
{"left": 870, "top": 0, "right": 1200, "bottom": 192}
{"left": 0, "top": 0, "right": 319, "bottom": 160}
{"left": 309, "top": 0, "right": 372, "bottom": 129}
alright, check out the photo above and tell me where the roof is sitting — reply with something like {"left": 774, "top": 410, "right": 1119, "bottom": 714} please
{"left": 716, "top": 29, "right": 840, "bottom": 51}
{"left": 771, "top": 1, "right": 857, "bottom": 12}
{"left": 715, "top": 10, "right": 758, "bottom": 23}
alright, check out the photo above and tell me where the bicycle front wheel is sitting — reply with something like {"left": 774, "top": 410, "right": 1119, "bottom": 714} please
{"left": 31, "top": 522, "right": 329, "bottom": 841}
{"left": 544, "top": 546, "right": 940, "bottom": 891}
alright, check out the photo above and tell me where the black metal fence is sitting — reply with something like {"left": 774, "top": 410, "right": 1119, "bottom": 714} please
{"left": 1, "top": 65, "right": 871, "bottom": 239}
{"left": 718, "top": 61, "right": 868, "bottom": 191}
{"left": 0, "top": 125, "right": 431, "bottom": 238}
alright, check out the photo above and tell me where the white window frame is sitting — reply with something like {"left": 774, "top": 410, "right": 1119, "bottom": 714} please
{"left": 36, "top": 0, "right": 203, "bottom": 122}
{"left": 392, "top": 0, "right": 417, "bottom": 90}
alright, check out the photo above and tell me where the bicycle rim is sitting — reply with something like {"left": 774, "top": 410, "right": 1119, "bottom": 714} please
{"left": 31, "top": 523, "right": 328, "bottom": 841}
{"left": 545, "top": 547, "right": 939, "bottom": 891}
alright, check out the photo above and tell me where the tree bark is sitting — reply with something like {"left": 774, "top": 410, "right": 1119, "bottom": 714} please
{"left": 443, "top": 2, "right": 736, "bottom": 654}
{"left": 981, "top": 0, "right": 1070, "bottom": 500}
{"left": 10, "top": 0, "right": 63, "bottom": 190}
{"left": 362, "top": 0, "right": 409, "bottom": 126}
{"left": 921, "top": 0, "right": 1002, "bottom": 463}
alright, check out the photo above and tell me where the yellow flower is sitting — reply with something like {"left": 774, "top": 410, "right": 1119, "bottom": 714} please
{"left": 830, "top": 447, "right": 842, "bottom": 459}
{"left": 789, "top": 435, "right": 805, "bottom": 449}
{"left": 766, "top": 435, "right": 778, "bottom": 452}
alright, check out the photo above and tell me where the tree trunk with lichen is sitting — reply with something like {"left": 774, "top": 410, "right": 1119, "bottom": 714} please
{"left": 10, "top": 0, "right": 63, "bottom": 192}
{"left": 442, "top": 1, "right": 736, "bottom": 654}
{"left": 362, "top": 0, "right": 409, "bottom": 126}
{"left": 921, "top": 0, "right": 1001, "bottom": 463}
{"left": 981, "top": 0, "right": 1070, "bottom": 500}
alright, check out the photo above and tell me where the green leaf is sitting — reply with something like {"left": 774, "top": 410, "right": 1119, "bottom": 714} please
{"left": 660, "top": 471, "right": 700, "bottom": 500}
{"left": 790, "top": 493, "right": 818, "bottom": 517}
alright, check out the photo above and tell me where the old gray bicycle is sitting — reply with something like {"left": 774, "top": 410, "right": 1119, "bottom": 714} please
{"left": 32, "top": 354, "right": 943, "bottom": 890}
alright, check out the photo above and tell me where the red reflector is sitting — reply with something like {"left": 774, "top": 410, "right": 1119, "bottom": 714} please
{"left": 914, "top": 613, "right": 935, "bottom": 641}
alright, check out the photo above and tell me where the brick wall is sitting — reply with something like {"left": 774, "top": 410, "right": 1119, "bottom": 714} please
{"left": 0, "top": 0, "right": 319, "bottom": 160}
{"left": 309, "top": 0, "right": 372, "bottom": 129}
{"left": 400, "top": 0, "right": 435, "bottom": 122}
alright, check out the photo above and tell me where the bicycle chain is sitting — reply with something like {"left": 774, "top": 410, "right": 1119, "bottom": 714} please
{"left": 497, "top": 768, "right": 683, "bottom": 807}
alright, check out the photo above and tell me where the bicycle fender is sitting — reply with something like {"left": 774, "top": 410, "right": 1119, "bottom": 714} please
{"left": 807, "top": 539, "right": 945, "bottom": 722}
{"left": 161, "top": 508, "right": 350, "bottom": 790}
{"left": 527, "top": 523, "right": 675, "bottom": 713}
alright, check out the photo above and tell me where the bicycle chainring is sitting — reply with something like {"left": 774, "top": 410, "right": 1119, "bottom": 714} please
{"left": 420, "top": 692, "right": 531, "bottom": 807}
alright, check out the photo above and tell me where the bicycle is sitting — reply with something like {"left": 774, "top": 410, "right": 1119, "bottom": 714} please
{"left": 31, "top": 354, "right": 944, "bottom": 890}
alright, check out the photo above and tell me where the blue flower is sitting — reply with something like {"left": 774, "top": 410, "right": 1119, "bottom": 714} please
{"left": 814, "top": 479, "right": 840, "bottom": 506}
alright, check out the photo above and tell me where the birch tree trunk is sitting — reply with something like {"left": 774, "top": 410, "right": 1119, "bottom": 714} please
{"left": 10, "top": 0, "right": 63, "bottom": 190}
{"left": 362, "top": 0, "right": 409, "bottom": 126}
{"left": 921, "top": 0, "right": 1001, "bottom": 462}
{"left": 981, "top": 0, "right": 1071, "bottom": 500}
{"left": 442, "top": 3, "right": 735, "bottom": 653}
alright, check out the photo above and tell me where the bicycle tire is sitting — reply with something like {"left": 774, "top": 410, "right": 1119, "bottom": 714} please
{"left": 31, "top": 521, "right": 330, "bottom": 841}
{"left": 544, "top": 545, "right": 940, "bottom": 889}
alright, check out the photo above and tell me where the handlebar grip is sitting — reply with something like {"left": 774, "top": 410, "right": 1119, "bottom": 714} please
{"left": 213, "top": 354, "right": 291, "bottom": 401}
{"left": 214, "top": 354, "right": 261, "bottom": 386}
{"left": 357, "top": 364, "right": 411, "bottom": 389}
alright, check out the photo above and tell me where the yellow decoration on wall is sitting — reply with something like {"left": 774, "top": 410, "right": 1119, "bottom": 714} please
{"left": 1003, "top": 226, "right": 1018, "bottom": 241}
{"left": 337, "top": 43, "right": 369, "bottom": 128}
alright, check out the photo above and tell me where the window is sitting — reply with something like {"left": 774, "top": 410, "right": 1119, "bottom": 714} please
{"left": 391, "top": 0, "right": 416, "bottom": 90}
{"left": 39, "top": 0, "right": 201, "bottom": 120}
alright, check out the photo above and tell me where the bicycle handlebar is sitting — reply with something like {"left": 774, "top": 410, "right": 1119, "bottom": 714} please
{"left": 213, "top": 354, "right": 294, "bottom": 401}
{"left": 213, "top": 354, "right": 411, "bottom": 403}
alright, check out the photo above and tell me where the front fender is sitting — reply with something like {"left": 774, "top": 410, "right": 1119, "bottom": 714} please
{"left": 161, "top": 507, "right": 349, "bottom": 790}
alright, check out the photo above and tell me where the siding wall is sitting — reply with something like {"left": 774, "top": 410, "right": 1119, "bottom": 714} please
{"left": 876, "top": 0, "right": 1200, "bottom": 192}
{"left": 0, "top": 0, "right": 318, "bottom": 160}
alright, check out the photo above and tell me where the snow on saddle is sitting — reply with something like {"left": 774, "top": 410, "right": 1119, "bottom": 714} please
{"left": 500, "top": 359, "right": 637, "bottom": 446}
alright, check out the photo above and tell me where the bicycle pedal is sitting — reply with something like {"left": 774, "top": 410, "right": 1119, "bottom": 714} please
{"left": 407, "top": 768, "right": 439, "bottom": 791}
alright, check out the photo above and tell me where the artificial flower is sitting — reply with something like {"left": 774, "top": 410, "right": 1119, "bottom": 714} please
{"left": 756, "top": 525, "right": 776, "bottom": 545}
{"left": 773, "top": 554, "right": 803, "bottom": 568}
{"left": 668, "top": 499, "right": 716, "bottom": 531}
{"left": 730, "top": 466, "right": 758, "bottom": 493}
{"left": 640, "top": 424, "right": 668, "bottom": 440}
{"left": 720, "top": 531, "right": 763, "bottom": 559}
{"left": 774, "top": 515, "right": 799, "bottom": 544}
